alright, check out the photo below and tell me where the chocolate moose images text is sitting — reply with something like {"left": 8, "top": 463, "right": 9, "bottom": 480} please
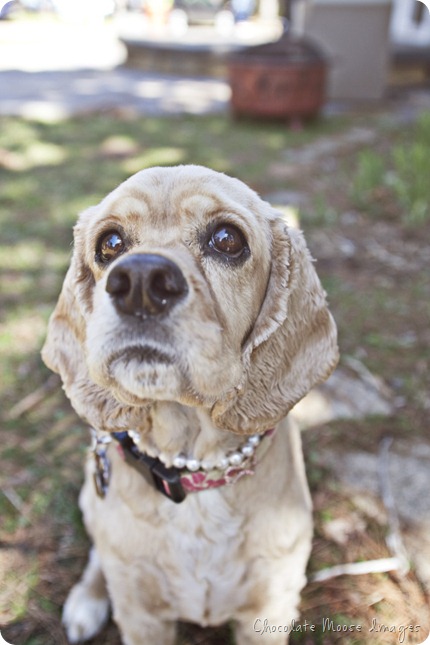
{"left": 253, "top": 618, "right": 424, "bottom": 643}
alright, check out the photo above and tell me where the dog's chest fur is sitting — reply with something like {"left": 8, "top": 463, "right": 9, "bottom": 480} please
{"left": 80, "top": 449, "right": 252, "bottom": 626}
{"left": 161, "top": 492, "right": 250, "bottom": 625}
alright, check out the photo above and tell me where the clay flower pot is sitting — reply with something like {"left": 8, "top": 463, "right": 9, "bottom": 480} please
{"left": 228, "top": 34, "right": 327, "bottom": 124}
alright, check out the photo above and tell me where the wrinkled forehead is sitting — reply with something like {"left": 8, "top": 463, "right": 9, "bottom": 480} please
{"left": 81, "top": 166, "right": 272, "bottom": 236}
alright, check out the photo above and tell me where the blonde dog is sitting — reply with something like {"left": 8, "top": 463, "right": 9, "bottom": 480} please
{"left": 42, "top": 165, "right": 338, "bottom": 645}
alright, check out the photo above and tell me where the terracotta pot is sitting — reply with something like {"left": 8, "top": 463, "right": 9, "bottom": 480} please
{"left": 228, "top": 36, "right": 327, "bottom": 122}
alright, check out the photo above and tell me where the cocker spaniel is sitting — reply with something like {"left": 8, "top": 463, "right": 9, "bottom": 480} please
{"left": 42, "top": 165, "right": 338, "bottom": 645}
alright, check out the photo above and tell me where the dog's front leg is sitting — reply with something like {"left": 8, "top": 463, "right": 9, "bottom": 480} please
{"left": 233, "top": 519, "right": 313, "bottom": 645}
{"left": 62, "top": 546, "right": 110, "bottom": 643}
{"left": 234, "top": 570, "right": 308, "bottom": 645}
{"left": 110, "top": 599, "right": 176, "bottom": 645}
{"left": 115, "top": 618, "right": 176, "bottom": 645}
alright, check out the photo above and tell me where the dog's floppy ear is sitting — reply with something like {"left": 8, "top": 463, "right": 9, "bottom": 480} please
{"left": 43, "top": 210, "right": 104, "bottom": 424}
{"left": 41, "top": 207, "right": 94, "bottom": 386}
{"left": 211, "top": 215, "right": 339, "bottom": 434}
{"left": 41, "top": 256, "right": 104, "bottom": 428}
{"left": 42, "top": 260, "right": 86, "bottom": 387}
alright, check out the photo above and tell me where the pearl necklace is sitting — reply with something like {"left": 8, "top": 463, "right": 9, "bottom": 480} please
{"left": 127, "top": 430, "right": 262, "bottom": 473}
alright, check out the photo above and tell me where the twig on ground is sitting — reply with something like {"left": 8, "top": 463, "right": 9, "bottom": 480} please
{"left": 310, "top": 557, "right": 405, "bottom": 583}
{"left": 311, "top": 436, "right": 409, "bottom": 583}
{"left": 378, "top": 436, "right": 410, "bottom": 575}
{"left": 1, "top": 486, "right": 25, "bottom": 513}
{"left": 7, "top": 374, "right": 60, "bottom": 420}
{"left": 1, "top": 486, "right": 33, "bottom": 525}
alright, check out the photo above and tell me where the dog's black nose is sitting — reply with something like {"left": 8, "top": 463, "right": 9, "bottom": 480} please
{"left": 106, "top": 254, "right": 188, "bottom": 318}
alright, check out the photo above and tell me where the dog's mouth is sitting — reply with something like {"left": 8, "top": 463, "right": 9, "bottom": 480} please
{"left": 109, "top": 345, "right": 174, "bottom": 368}
{"left": 104, "top": 343, "right": 186, "bottom": 405}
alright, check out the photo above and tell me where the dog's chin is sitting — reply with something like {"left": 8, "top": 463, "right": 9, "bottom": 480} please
{"left": 108, "top": 355, "right": 180, "bottom": 402}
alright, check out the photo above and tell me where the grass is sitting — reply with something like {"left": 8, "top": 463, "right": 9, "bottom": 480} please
{"left": 1, "top": 108, "right": 430, "bottom": 644}
{"left": 1, "top": 111, "right": 347, "bottom": 645}
{"left": 350, "top": 112, "right": 430, "bottom": 225}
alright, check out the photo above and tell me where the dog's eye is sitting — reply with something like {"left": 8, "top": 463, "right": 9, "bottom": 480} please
{"left": 96, "top": 231, "right": 125, "bottom": 264}
{"left": 209, "top": 225, "right": 247, "bottom": 259}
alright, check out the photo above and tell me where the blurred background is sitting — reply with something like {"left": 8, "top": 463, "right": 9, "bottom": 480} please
{"left": 1, "top": 1, "right": 430, "bottom": 644}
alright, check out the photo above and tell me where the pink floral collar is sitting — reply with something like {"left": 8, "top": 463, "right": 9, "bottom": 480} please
{"left": 92, "top": 428, "right": 276, "bottom": 504}
{"left": 180, "top": 429, "right": 276, "bottom": 494}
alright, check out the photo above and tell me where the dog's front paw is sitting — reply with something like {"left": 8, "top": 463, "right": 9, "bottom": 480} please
{"left": 62, "top": 582, "right": 110, "bottom": 643}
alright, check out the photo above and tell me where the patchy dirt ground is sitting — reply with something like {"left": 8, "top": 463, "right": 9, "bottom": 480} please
{"left": 1, "top": 98, "right": 430, "bottom": 645}
{"left": 285, "top": 105, "right": 430, "bottom": 643}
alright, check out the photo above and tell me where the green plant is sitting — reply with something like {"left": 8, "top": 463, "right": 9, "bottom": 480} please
{"left": 390, "top": 134, "right": 430, "bottom": 225}
{"left": 350, "top": 111, "right": 430, "bottom": 225}
{"left": 351, "top": 149, "right": 386, "bottom": 209}
{"left": 302, "top": 194, "right": 339, "bottom": 226}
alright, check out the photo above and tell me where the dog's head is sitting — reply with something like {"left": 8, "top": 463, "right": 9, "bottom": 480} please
{"left": 42, "top": 165, "right": 338, "bottom": 434}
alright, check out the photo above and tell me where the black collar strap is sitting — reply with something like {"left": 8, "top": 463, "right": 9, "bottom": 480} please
{"left": 113, "top": 431, "right": 186, "bottom": 503}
